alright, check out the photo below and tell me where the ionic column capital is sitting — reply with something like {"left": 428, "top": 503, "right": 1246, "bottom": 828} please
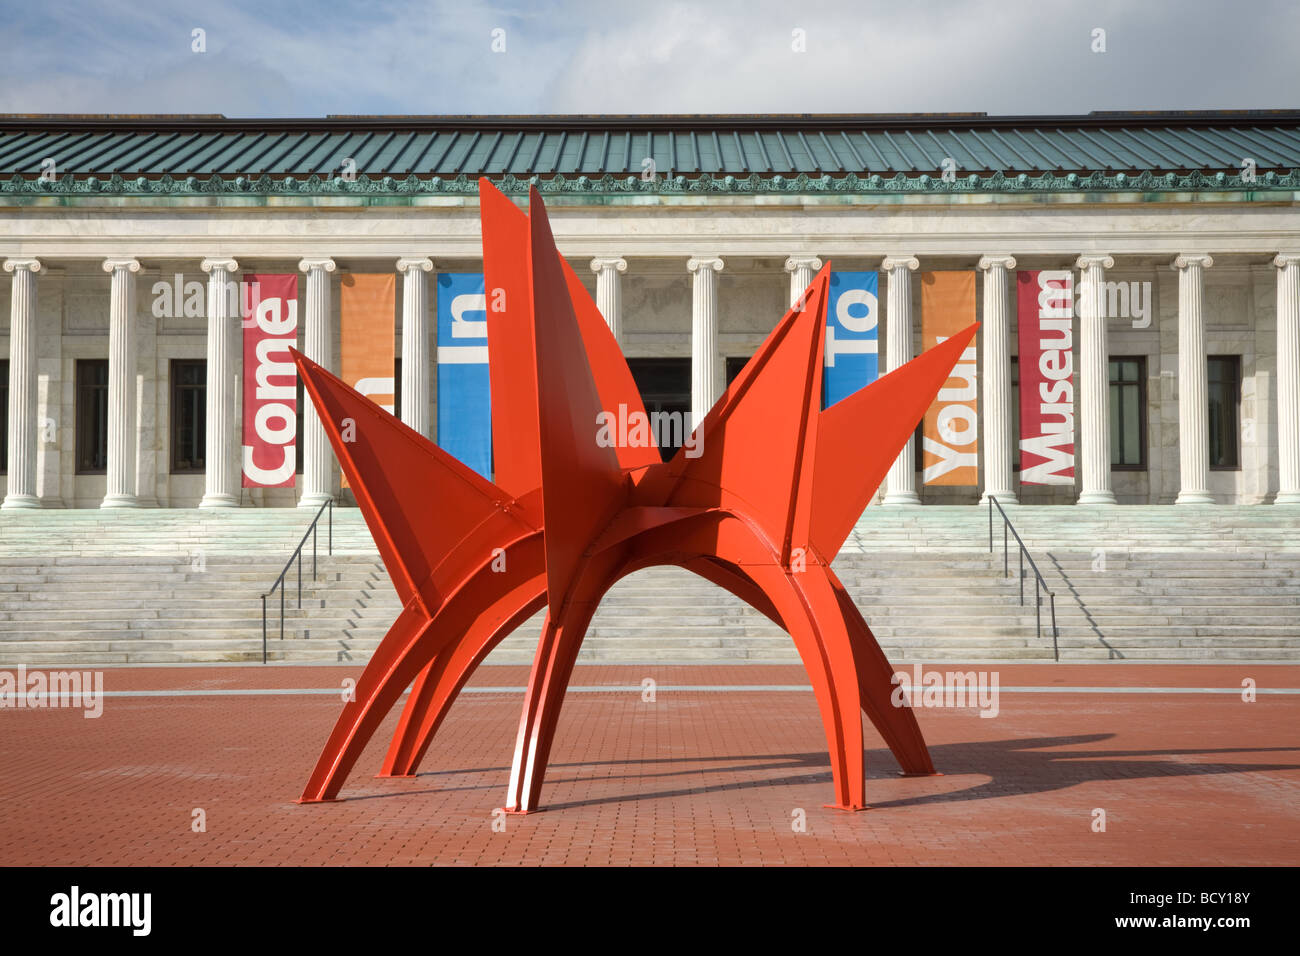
{"left": 881, "top": 255, "right": 919, "bottom": 272}
{"left": 590, "top": 257, "right": 627, "bottom": 274}
{"left": 687, "top": 256, "right": 724, "bottom": 274}
{"left": 1171, "top": 254, "right": 1214, "bottom": 271}
{"left": 1075, "top": 254, "right": 1114, "bottom": 270}
{"left": 977, "top": 255, "right": 1017, "bottom": 271}
{"left": 298, "top": 257, "right": 336, "bottom": 274}
{"left": 1272, "top": 253, "right": 1300, "bottom": 269}
{"left": 200, "top": 257, "right": 239, "bottom": 274}
{"left": 783, "top": 255, "right": 822, "bottom": 273}
{"left": 3, "top": 257, "right": 41, "bottom": 273}
{"left": 396, "top": 257, "right": 433, "bottom": 273}
{"left": 102, "top": 257, "right": 141, "bottom": 274}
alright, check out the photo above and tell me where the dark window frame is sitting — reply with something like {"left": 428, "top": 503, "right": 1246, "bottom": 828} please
{"left": 75, "top": 358, "right": 110, "bottom": 475}
{"left": 169, "top": 358, "right": 206, "bottom": 474}
{"left": 1208, "top": 354, "right": 1242, "bottom": 471}
{"left": 1109, "top": 355, "right": 1148, "bottom": 471}
{"left": 0, "top": 359, "right": 8, "bottom": 475}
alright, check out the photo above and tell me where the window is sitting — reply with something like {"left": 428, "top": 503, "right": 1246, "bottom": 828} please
{"left": 1208, "top": 355, "right": 1241, "bottom": 470}
{"left": 296, "top": 377, "right": 304, "bottom": 475}
{"left": 1109, "top": 356, "right": 1147, "bottom": 470}
{"left": 170, "top": 359, "right": 206, "bottom": 473}
{"left": 1010, "top": 356, "right": 1020, "bottom": 472}
{"left": 627, "top": 357, "right": 691, "bottom": 463}
{"left": 393, "top": 358, "right": 402, "bottom": 422}
{"left": 75, "top": 359, "right": 109, "bottom": 474}
{"left": 725, "top": 356, "right": 749, "bottom": 386}
{"left": 0, "top": 360, "right": 8, "bottom": 474}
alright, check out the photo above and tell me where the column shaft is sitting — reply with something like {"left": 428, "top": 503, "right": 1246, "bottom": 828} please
{"left": 882, "top": 256, "right": 921, "bottom": 505}
{"left": 688, "top": 257, "right": 724, "bottom": 430}
{"left": 3, "top": 259, "right": 41, "bottom": 509}
{"left": 1174, "top": 255, "right": 1214, "bottom": 504}
{"left": 398, "top": 258, "right": 432, "bottom": 438}
{"left": 298, "top": 258, "right": 336, "bottom": 508}
{"left": 1076, "top": 254, "right": 1117, "bottom": 504}
{"left": 1274, "top": 254, "right": 1300, "bottom": 504}
{"left": 979, "top": 255, "right": 1017, "bottom": 504}
{"left": 591, "top": 257, "right": 627, "bottom": 343}
{"left": 200, "top": 258, "right": 239, "bottom": 507}
{"left": 101, "top": 258, "right": 141, "bottom": 508}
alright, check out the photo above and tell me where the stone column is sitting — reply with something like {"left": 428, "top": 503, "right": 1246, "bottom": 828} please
{"left": 1172, "top": 254, "right": 1215, "bottom": 504}
{"left": 590, "top": 257, "right": 627, "bottom": 342}
{"left": 688, "top": 257, "right": 724, "bottom": 429}
{"left": 1076, "top": 254, "right": 1117, "bottom": 505}
{"left": 1274, "top": 254, "right": 1300, "bottom": 504}
{"left": 978, "top": 255, "right": 1017, "bottom": 505}
{"left": 784, "top": 255, "right": 822, "bottom": 308}
{"left": 101, "top": 258, "right": 141, "bottom": 508}
{"left": 882, "top": 255, "right": 921, "bottom": 505}
{"left": 199, "top": 258, "right": 239, "bottom": 507}
{"left": 397, "top": 257, "right": 433, "bottom": 438}
{"left": 298, "top": 257, "right": 336, "bottom": 508}
{"left": 3, "top": 258, "right": 41, "bottom": 509}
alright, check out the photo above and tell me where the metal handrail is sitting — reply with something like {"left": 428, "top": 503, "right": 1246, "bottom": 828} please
{"left": 987, "top": 496, "right": 1059, "bottom": 661}
{"left": 260, "top": 499, "right": 333, "bottom": 663}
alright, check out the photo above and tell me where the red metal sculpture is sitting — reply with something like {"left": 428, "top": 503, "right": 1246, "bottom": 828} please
{"left": 292, "top": 179, "right": 977, "bottom": 812}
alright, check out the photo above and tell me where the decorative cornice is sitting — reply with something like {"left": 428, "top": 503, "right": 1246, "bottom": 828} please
{"left": 3, "top": 257, "right": 41, "bottom": 273}
{"left": 977, "top": 255, "right": 1017, "bottom": 271}
{"left": 590, "top": 257, "right": 628, "bottom": 274}
{"left": 200, "top": 257, "right": 239, "bottom": 274}
{"left": 1172, "top": 254, "right": 1214, "bottom": 270}
{"left": 395, "top": 257, "right": 433, "bottom": 273}
{"left": 882, "top": 256, "right": 920, "bottom": 272}
{"left": 687, "top": 257, "right": 724, "bottom": 273}
{"left": 1, "top": 168, "right": 1296, "bottom": 200}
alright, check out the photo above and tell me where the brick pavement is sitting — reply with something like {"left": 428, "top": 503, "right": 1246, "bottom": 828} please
{"left": 0, "top": 663, "right": 1296, "bottom": 865}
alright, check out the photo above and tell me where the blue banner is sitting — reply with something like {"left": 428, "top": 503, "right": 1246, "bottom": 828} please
{"left": 824, "top": 271, "right": 880, "bottom": 408}
{"left": 436, "top": 273, "right": 492, "bottom": 479}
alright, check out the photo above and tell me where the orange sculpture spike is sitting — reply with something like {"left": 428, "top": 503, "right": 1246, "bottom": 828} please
{"left": 293, "top": 180, "right": 979, "bottom": 812}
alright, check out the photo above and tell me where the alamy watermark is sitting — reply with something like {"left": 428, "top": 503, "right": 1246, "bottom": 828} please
{"left": 596, "top": 403, "right": 702, "bottom": 458}
{"left": 890, "top": 664, "right": 1000, "bottom": 718}
{"left": 0, "top": 665, "right": 104, "bottom": 718}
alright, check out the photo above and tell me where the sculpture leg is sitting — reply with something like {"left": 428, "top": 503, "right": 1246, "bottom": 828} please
{"left": 298, "top": 600, "right": 437, "bottom": 802}
{"left": 503, "top": 590, "right": 603, "bottom": 813}
{"left": 746, "top": 562, "right": 869, "bottom": 810}
{"left": 381, "top": 591, "right": 546, "bottom": 777}
{"left": 829, "top": 576, "right": 936, "bottom": 775}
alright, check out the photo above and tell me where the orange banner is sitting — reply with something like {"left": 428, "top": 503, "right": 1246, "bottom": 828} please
{"left": 920, "top": 271, "right": 978, "bottom": 486}
{"left": 340, "top": 273, "right": 396, "bottom": 488}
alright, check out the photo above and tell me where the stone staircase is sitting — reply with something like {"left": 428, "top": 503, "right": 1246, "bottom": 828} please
{"left": 0, "top": 505, "right": 1296, "bottom": 665}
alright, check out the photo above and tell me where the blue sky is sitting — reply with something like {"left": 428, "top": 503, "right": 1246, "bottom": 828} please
{"left": 0, "top": 0, "right": 1295, "bottom": 117}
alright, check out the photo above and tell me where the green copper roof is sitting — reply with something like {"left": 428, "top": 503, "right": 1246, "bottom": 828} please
{"left": 0, "top": 112, "right": 1297, "bottom": 197}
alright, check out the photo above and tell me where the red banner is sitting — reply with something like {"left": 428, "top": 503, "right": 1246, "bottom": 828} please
{"left": 242, "top": 273, "right": 299, "bottom": 487}
{"left": 1016, "top": 270, "right": 1076, "bottom": 485}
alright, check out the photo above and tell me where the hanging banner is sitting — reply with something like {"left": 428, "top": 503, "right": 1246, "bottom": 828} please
{"left": 340, "top": 273, "right": 396, "bottom": 489}
{"left": 1017, "top": 270, "right": 1076, "bottom": 484}
{"left": 241, "top": 273, "right": 298, "bottom": 488}
{"left": 920, "top": 271, "right": 978, "bottom": 485}
{"left": 436, "top": 272, "right": 492, "bottom": 479}
{"left": 824, "top": 271, "right": 879, "bottom": 408}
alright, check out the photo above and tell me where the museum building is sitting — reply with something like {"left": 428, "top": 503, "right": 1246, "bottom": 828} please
{"left": 1, "top": 110, "right": 1298, "bottom": 510}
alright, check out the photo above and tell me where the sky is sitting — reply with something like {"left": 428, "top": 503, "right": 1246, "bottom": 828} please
{"left": 0, "top": 0, "right": 1295, "bottom": 117}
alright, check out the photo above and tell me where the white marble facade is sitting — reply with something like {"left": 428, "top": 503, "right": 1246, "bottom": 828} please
{"left": 0, "top": 197, "right": 1297, "bottom": 507}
